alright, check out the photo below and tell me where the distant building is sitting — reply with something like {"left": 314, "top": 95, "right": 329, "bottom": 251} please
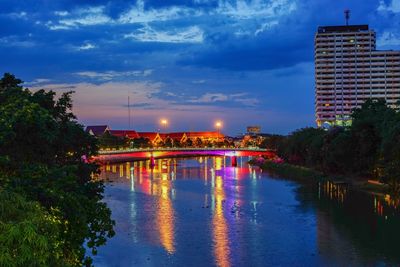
{"left": 246, "top": 126, "right": 261, "bottom": 135}
{"left": 315, "top": 24, "right": 400, "bottom": 127}
{"left": 109, "top": 130, "right": 140, "bottom": 139}
{"left": 160, "top": 132, "right": 188, "bottom": 144}
{"left": 137, "top": 132, "right": 163, "bottom": 145}
{"left": 185, "top": 131, "right": 223, "bottom": 142}
{"left": 86, "top": 125, "right": 110, "bottom": 136}
{"left": 90, "top": 127, "right": 226, "bottom": 146}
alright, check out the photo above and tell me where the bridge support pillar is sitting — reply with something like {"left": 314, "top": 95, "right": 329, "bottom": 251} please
{"left": 231, "top": 155, "right": 237, "bottom": 167}
{"left": 149, "top": 153, "right": 155, "bottom": 169}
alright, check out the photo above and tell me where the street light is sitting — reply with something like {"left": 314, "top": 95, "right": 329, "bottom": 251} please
{"left": 160, "top": 119, "right": 168, "bottom": 132}
{"left": 215, "top": 121, "right": 222, "bottom": 142}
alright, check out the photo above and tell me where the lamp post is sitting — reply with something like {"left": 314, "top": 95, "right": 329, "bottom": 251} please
{"left": 160, "top": 119, "right": 168, "bottom": 133}
{"left": 215, "top": 121, "right": 222, "bottom": 143}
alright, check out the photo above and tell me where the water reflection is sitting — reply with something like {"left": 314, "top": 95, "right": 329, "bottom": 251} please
{"left": 212, "top": 169, "right": 230, "bottom": 267}
{"left": 96, "top": 157, "right": 400, "bottom": 266}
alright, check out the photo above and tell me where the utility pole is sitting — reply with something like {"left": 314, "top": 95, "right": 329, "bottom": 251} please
{"left": 128, "top": 95, "right": 131, "bottom": 129}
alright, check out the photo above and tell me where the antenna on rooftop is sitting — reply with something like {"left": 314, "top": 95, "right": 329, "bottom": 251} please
{"left": 128, "top": 95, "right": 131, "bottom": 129}
{"left": 344, "top": 9, "right": 350, "bottom": 26}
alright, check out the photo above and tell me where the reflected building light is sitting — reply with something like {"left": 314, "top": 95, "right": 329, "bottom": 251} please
{"left": 211, "top": 194, "right": 215, "bottom": 212}
{"left": 130, "top": 202, "right": 138, "bottom": 242}
{"left": 171, "top": 188, "right": 176, "bottom": 200}
{"left": 212, "top": 175, "right": 231, "bottom": 267}
{"left": 204, "top": 160, "right": 208, "bottom": 185}
{"left": 119, "top": 164, "right": 124, "bottom": 178}
{"left": 125, "top": 162, "right": 130, "bottom": 179}
{"left": 211, "top": 168, "right": 215, "bottom": 188}
{"left": 204, "top": 194, "right": 209, "bottom": 208}
{"left": 112, "top": 165, "right": 117, "bottom": 173}
{"left": 215, "top": 157, "right": 222, "bottom": 171}
{"left": 139, "top": 161, "right": 143, "bottom": 184}
{"left": 130, "top": 166, "right": 134, "bottom": 191}
{"left": 158, "top": 184, "right": 175, "bottom": 254}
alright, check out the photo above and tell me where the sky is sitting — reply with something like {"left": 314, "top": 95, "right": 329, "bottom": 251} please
{"left": 1, "top": 0, "right": 400, "bottom": 135}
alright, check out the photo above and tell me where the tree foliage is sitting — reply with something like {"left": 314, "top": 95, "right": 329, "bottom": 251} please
{"left": 274, "top": 99, "right": 400, "bottom": 194}
{"left": 0, "top": 73, "right": 114, "bottom": 266}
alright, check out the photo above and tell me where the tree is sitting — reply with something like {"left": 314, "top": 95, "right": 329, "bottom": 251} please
{"left": 350, "top": 99, "right": 397, "bottom": 177}
{"left": 0, "top": 73, "right": 114, "bottom": 266}
{"left": 195, "top": 137, "right": 203, "bottom": 147}
{"left": 280, "top": 127, "right": 326, "bottom": 166}
{"left": 321, "top": 127, "right": 354, "bottom": 174}
{"left": 0, "top": 190, "right": 65, "bottom": 266}
{"left": 164, "top": 137, "right": 173, "bottom": 148}
{"left": 185, "top": 138, "right": 193, "bottom": 147}
{"left": 132, "top": 137, "right": 152, "bottom": 148}
{"left": 259, "top": 135, "right": 286, "bottom": 151}
{"left": 98, "top": 132, "right": 128, "bottom": 149}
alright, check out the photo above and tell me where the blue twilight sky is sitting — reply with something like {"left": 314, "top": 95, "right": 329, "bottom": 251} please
{"left": 1, "top": 0, "right": 400, "bottom": 135}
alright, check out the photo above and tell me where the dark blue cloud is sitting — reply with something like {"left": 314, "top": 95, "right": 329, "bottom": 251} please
{"left": 0, "top": 0, "right": 399, "bottom": 133}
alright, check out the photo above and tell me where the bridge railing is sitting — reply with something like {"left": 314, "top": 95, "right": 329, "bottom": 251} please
{"left": 98, "top": 147, "right": 271, "bottom": 155}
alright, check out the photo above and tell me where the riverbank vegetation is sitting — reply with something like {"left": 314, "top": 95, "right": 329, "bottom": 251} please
{"left": 0, "top": 73, "right": 114, "bottom": 266}
{"left": 259, "top": 99, "right": 400, "bottom": 195}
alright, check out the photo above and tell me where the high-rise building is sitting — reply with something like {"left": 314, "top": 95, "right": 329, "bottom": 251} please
{"left": 314, "top": 24, "right": 400, "bottom": 127}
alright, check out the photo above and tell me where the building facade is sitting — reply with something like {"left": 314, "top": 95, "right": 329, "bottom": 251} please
{"left": 315, "top": 25, "right": 400, "bottom": 127}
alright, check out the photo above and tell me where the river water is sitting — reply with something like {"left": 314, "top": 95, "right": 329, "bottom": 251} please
{"left": 93, "top": 156, "right": 400, "bottom": 267}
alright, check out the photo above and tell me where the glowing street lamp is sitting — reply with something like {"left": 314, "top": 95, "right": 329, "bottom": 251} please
{"left": 160, "top": 119, "right": 168, "bottom": 132}
{"left": 215, "top": 121, "right": 222, "bottom": 142}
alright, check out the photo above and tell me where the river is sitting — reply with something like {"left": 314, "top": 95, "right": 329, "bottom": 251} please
{"left": 93, "top": 156, "right": 400, "bottom": 266}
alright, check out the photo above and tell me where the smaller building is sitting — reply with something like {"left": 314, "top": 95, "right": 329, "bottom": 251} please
{"left": 185, "top": 131, "right": 223, "bottom": 142}
{"left": 109, "top": 130, "right": 140, "bottom": 139}
{"left": 137, "top": 132, "right": 163, "bottom": 145}
{"left": 86, "top": 125, "right": 110, "bottom": 136}
{"left": 246, "top": 126, "right": 261, "bottom": 135}
{"left": 161, "top": 132, "right": 188, "bottom": 144}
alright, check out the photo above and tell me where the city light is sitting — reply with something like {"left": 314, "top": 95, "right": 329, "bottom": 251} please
{"left": 161, "top": 119, "right": 168, "bottom": 126}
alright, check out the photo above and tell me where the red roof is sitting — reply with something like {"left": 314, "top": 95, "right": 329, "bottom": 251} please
{"left": 186, "top": 131, "right": 223, "bottom": 138}
{"left": 86, "top": 125, "right": 109, "bottom": 136}
{"left": 137, "top": 132, "right": 160, "bottom": 141}
{"left": 109, "top": 130, "right": 140, "bottom": 139}
{"left": 162, "top": 132, "right": 186, "bottom": 140}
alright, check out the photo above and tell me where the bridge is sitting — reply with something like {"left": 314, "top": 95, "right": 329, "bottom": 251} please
{"left": 94, "top": 147, "right": 275, "bottom": 163}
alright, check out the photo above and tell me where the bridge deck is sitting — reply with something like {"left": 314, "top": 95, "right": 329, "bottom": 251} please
{"left": 94, "top": 148, "right": 275, "bottom": 163}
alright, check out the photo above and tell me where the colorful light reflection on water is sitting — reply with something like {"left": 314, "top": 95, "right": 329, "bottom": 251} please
{"left": 94, "top": 157, "right": 400, "bottom": 266}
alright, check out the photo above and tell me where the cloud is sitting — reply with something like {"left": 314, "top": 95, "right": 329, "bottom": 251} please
{"left": 216, "top": 0, "right": 296, "bottom": 20}
{"left": 0, "top": 35, "right": 35, "bottom": 47}
{"left": 189, "top": 92, "right": 259, "bottom": 106}
{"left": 378, "top": 0, "right": 400, "bottom": 13}
{"left": 192, "top": 79, "right": 206, "bottom": 84}
{"left": 47, "top": 6, "right": 111, "bottom": 30}
{"left": 123, "top": 25, "right": 204, "bottom": 43}
{"left": 377, "top": 31, "right": 400, "bottom": 47}
{"left": 44, "top": 0, "right": 296, "bottom": 38}
{"left": 118, "top": 0, "right": 201, "bottom": 24}
{"left": 24, "top": 78, "right": 52, "bottom": 85}
{"left": 77, "top": 43, "right": 96, "bottom": 50}
{"left": 74, "top": 70, "right": 153, "bottom": 80}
